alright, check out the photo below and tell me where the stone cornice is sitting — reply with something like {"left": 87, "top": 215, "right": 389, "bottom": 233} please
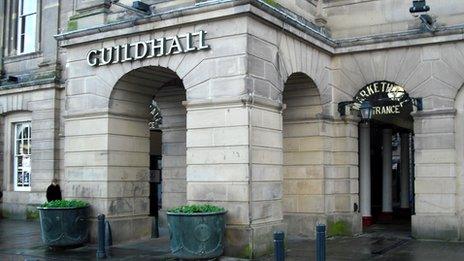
{"left": 55, "top": 0, "right": 251, "bottom": 46}
{"left": 54, "top": 1, "right": 464, "bottom": 55}
{"left": 0, "top": 81, "right": 62, "bottom": 95}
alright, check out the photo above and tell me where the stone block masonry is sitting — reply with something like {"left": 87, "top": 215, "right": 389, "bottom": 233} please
{"left": 185, "top": 99, "right": 284, "bottom": 258}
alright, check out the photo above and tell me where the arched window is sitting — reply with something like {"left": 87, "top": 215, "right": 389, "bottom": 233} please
{"left": 13, "top": 121, "right": 31, "bottom": 191}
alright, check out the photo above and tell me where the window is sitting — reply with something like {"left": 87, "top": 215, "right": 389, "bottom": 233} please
{"left": 17, "top": 0, "right": 38, "bottom": 54}
{"left": 14, "top": 122, "right": 31, "bottom": 191}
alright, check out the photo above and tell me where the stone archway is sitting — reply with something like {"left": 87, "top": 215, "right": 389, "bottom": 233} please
{"left": 282, "top": 72, "right": 324, "bottom": 238}
{"left": 108, "top": 66, "right": 188, "bottom": 227}
{"left": 64, "top": 65, "right": 187, "bottom": 243}
{"left": 355, "top": 81, "right": 415, "bottom": 229}
{"left": 282, "top": 72, "right": 361, "bottom": 238}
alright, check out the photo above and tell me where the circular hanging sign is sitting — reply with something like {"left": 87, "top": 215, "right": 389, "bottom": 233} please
{"left": 353, "top": 81, "right": 413, "bottom": 129}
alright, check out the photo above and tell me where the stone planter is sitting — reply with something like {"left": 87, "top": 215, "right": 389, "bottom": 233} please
{"left": 37, "top": 206, "right": 89, "bottom": 247}
{"left": 167, "top": 210, "right": 227, "bottom": 259}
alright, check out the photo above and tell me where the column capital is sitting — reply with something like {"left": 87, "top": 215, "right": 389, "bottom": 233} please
{"left": 412, "top": 108, "right": 456, "bottom": 118}
{"left": 182, "top": 95, "right": 283, "bottom": 111}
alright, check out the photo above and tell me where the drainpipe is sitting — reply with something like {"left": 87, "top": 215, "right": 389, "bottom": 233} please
{"left": 0, "top": 0, "right": 5, "bottom": 78}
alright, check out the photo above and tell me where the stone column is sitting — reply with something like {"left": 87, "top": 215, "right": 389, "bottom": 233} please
{"left": 381, "top": 129, "right": 393, "bottom": 219}
{"left": 412, "top": 109, "right": 457, "bottom": 240}
{"left": 185, "top": 100, "right": 283, "bottom": 259}
{"left": 359, "top": 122, "right": 372, "bottom": 226}
{"left": 64, "top": 113, "right": 152, "bottom": 243}
{"left": 400, "top": 132, "right": 410, "bottom": 209}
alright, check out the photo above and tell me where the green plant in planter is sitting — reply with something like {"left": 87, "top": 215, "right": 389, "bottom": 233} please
{"left": 38, "top": 199, "right": 90, "bottom": 247}
{"left": 168, "top": 204, "right": 225, "bottom": 213}
{"left": 41, "top": 199, "right": 89, "bottom": 208}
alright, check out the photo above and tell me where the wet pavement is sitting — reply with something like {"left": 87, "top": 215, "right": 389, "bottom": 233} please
{"left": 2, "top": 219, "right": 464, "bottom": 260}
{"left": 277, "top": 222, "right": 464, "bottom": 261}
{"left": 0, "top": 219, "right": 175, "bottom": 260}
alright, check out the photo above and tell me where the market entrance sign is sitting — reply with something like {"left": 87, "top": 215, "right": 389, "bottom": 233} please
{"left": 353, "top": 81, "right": 413, "bottom": 126}
{"left": 86, "top": 31, "right": 209, "bottom": 67}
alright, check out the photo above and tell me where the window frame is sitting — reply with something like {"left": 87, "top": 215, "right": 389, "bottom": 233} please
{"left": 16, "top": 0, "right": 39, "bottom": 55}
{"left": 13, "top": 121, "right": 31, "bottom": 191}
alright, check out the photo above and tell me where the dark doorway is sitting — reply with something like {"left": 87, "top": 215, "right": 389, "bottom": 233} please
{"left": 356, "top": 81, "right": 415, "bottom": 233}
{"left": 368, "top": 122, "right": 414, "bottom": 228}
{"left": 149, "top": 130, "right": 162, "bottom": 217}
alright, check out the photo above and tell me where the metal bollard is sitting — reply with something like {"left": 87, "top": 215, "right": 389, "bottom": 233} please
{"left": 97, "top": 214, "right": 107, "bottom": 259}
{"left": 152, "top": 216, "right": 159, "bottom": 238}
{"left": 316, "top": 224, "right": 326, "bottom": 261}
{"left": 105, "top": 220, "right": 113, "bottom": 246}
{"left": 274, "top": 231, "right": 285, "bottom": 261}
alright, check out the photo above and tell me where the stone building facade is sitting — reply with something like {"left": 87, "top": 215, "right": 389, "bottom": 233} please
{"left": 2, "top": 0, "right": 464, "bottom": 258}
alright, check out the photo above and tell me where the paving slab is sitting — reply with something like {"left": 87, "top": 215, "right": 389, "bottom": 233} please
{"left": 3, "top": 219, "right": 464, "bottom": 260}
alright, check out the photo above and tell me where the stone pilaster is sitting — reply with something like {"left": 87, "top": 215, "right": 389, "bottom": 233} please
{"left": 68, "top": 0, "right": 111, "bottom": 31}
{"left": 64, "top": 113, "right": 152, "bottom": 243}
{"left": 185, "top": 98, "right": 283, "bottom": 259}
{"left": 324, "top": 118, "right": 361, "bottom": 236}
{"left": 412, "top": 109, "right": 458, "bottom": 240}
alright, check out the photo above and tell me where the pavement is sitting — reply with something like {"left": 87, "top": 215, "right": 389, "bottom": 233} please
{"left": 0, "top": 219, "right": 175, "bottom": 260}
{"left": 2, "top": 219, "right": 464, "bottom": 260}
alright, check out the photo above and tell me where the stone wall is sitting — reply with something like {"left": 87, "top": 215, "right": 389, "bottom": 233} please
{"left": 0, "top": 85, "right": 61, "bottom": 219}
{"left": 157, "top": 83, "right": 187, "bottom": 223}
{"left": 455, "top": 88, "right": 464, "bottom": 240}
{"left": 413, "top": 110, "right": 457, "bottom": 240}
{"left": 324, "top": 0, "right": 464, "bottom": 39}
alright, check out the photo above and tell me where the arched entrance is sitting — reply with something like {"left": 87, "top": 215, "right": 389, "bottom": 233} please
{"left": 64, "top": 65, "right": 187, "bottom": 242}
{"left": 108, "top": 65, "right": 187, "bottom": 231}
{"left": 282, "top": 72, "right": 324, "bottom": 237}
{"left": 356, "top": 81, "right": 415, "bottom": 233}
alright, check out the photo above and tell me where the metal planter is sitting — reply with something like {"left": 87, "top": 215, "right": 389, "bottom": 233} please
{"left": 167, "top": 211, "right": 226, "bottom": 259}
{"left": 37, "top": 206, "right": 89, "bottom": 247}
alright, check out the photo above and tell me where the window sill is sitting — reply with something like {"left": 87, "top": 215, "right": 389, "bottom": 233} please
{"left": 3, "top": 51, "right": 43, "bottom": 64}
{"left": 14, "top": 188, "right": 32, "bottom": 192}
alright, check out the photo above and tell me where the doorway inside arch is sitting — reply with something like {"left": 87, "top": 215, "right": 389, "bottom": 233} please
{"left": 357, "top": 81, "right": 415, "bottom": 236}
{"left": 107, "top": 65, "right": 187, "bottom": 240}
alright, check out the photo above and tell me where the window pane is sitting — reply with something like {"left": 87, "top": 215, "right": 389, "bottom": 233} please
{"left": 23, "top": 171, "right": 30, "bottom": 185}
{"left": 17, "top": 155, "right": 23, "bottom": 167}
{"left": 23, "top": 14, "right": 36, "bottom": 53}
{"left": 23, "top": 126, "right": 29, "bottom": 138}
{"left": 17, "top": 125, "right": 23, "bottom": 139}
{"left": 16, "top": 140, "right": 21, "bottom": 155}
{"left": 22, "top": 140, "right": 29, "bottom": 154}
{"left": 22, "top": 0, "right": 37, "bottom": 15}
{"left": 17, "top": 171, "right": 23, "bottom": 186}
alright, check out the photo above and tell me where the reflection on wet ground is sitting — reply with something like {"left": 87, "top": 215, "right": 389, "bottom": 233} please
{"left": 0, "top": 219, "right": 174, "bottom": 260}
{"left": 277, "top": 221, "right": 464, "bottom": 261}
{"left": 2, "top": 219, "right": 464, "bottom": 260}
